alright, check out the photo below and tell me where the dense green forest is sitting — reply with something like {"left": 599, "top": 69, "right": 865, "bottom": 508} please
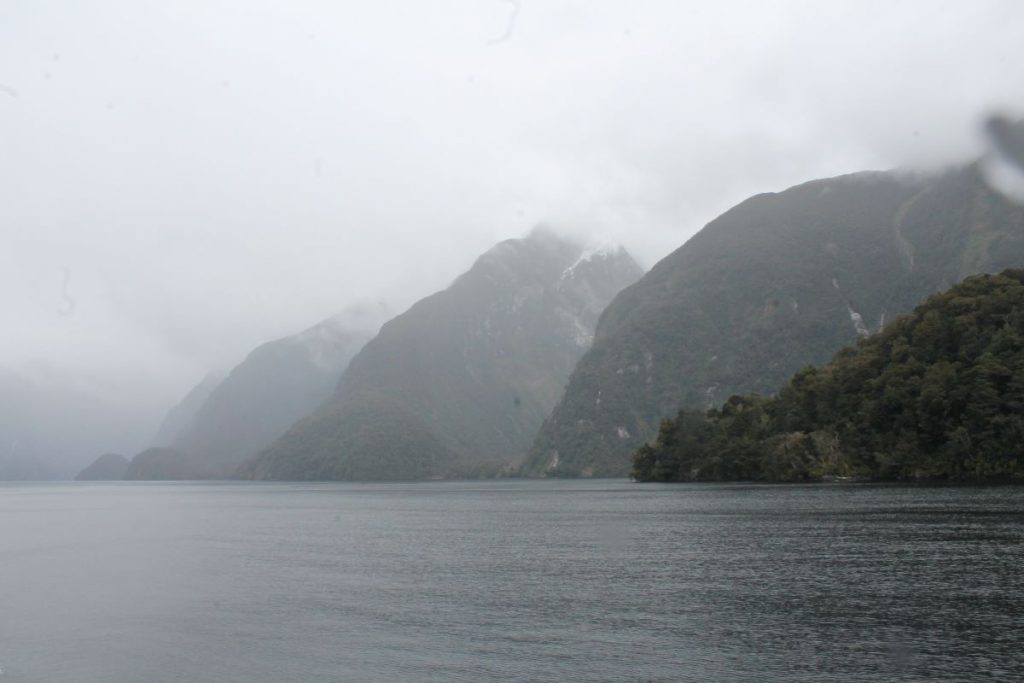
{"left": 632, "top": 270, "right": 1024, "bottom": 482}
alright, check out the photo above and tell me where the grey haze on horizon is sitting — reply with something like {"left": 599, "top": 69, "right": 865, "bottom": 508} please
{"left": 2, "top": 0, "right": 1024, "bottom": 463}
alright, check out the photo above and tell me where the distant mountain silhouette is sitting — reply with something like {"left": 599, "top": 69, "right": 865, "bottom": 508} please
{"left": 126, "top": 315, "right": 376, "bottom": 479}
{"left": 75, "top": 453, "right": 129, "bottom": 481}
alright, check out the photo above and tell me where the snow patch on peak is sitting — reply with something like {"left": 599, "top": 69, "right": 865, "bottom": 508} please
{"left": 559, "top": 240, "right": 622, "bottom": 281}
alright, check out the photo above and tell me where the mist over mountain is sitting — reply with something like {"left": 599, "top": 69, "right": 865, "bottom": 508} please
{"left": 2, "top": 1, "right": 1023, "bottom": 485}
{"left": 123, "top": 313, "right": 378, "bottom": 479}
{"left": 0, "top": 369, "right": 49, "bottom": 480}
{"left": 241, "top": 228, "right": 643, "bottom": 481}
{"left": 524, "top": 164, "right": 1024, "bottom": 477}
{"left": 0, "top": 365, "right": 155, "bottom": 480}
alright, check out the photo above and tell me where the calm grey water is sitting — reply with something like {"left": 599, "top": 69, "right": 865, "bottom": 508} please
{"left": 0, "top": 480, "right": 1021, "bottom": 682}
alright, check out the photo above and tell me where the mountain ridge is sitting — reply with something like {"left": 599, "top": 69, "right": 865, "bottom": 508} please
{"left": 124, "top": 312, "right": 378, "bottom": 479}
{"left": 240, "top": 228, "right": 643, "bottom": 481}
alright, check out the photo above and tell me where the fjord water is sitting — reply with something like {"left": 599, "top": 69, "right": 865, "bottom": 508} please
{"left": 0, "top": 481, "right": 1021, "bottom": 682}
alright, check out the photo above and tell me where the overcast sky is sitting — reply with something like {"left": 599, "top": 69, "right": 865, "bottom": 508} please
{"left": 3, "top": 0, "right": 1024, "bottom": 448}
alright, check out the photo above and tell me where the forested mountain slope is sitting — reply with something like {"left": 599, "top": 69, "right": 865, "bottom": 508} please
{"left": 633, "top": 270, "right": 1024, "bottom": 482}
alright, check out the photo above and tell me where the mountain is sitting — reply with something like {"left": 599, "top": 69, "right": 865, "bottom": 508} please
{"left": 633, "top": 270, "right": 1024, "bottom": 482}
{"left": 123, "top": 448, "right": 195, "bottom": 480}
{"left": 241, "top": 228, "right": 644, "bottom": 481}
{"left": 75, "top": 453, "right": 130, "bottom": 481}
{"left": 151, "top": 373, "right": 220, "bottom": 447}
{"left": 125, "top": 313, "right": 377, "bottom": 479}
{"left": 524, "top": 164, "right": 1024, "bottom": 477}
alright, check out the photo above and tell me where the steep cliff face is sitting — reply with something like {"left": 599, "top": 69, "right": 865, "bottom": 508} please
{"left": 127, "top": 315, "right": 375, "bottom": 479}
{"left": 524, "top": 165, "right": 1024, "bottom": 477}
{"left": 241, "top": 228, "right": 643, "bottom": 481}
